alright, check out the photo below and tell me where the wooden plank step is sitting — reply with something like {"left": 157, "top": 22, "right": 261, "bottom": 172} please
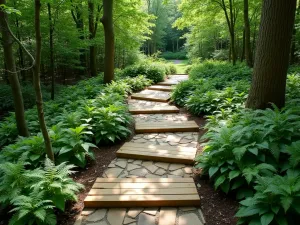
{"left": 129, "top": 105, "right": 179, "bottom": 114}
{"left": 148, "top": 85, "right": 174, "bottom": 92}
{"left": 157, "top": 81, "right": 179, "bottom": 86}
{"left": 116, "top": 142, "right": 196, "bottom": 164}
{"left": 135, "top": 121, "right": 199, "bottom": 133}
{"left": 84, "top": 178, "right": 200, "bottom": 207}
{"left": 131, "top": 90, "right": 170, "bottom": 102}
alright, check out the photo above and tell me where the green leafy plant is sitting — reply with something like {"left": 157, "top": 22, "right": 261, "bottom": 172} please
{"left": 236, "top": 171, "right": 300, "bottom": 225}
{"left": 9, "top": 189, "right": 56, "bottom": 225}
{"left": 92, "top": 105, "right": 132, "bottom": 144}
{"left": 26, "top": 158, "right": 84, "bottom": 211}
{"left": 51, "top": 125, "right": 96, "bottom": 168}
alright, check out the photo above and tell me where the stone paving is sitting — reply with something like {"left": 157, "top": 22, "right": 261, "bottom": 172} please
{"left": 74, "top": 75, "right": 205, "bottom": 225}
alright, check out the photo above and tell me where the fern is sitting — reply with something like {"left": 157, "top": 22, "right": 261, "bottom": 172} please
{"left": 0, "top": 154, "right": 30, "bottom": 204}
{"left": 26, "top": 158, "right": 84, "bottom": 211}
{"left": 9, "top": 189, "right": 56, "bottom": 225}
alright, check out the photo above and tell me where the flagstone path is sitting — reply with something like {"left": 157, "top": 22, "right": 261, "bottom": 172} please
{"left": 74, "top": 75, "right": 205, "bottom": 225}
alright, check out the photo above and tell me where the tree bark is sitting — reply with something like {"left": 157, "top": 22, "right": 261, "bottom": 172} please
{"left": 34, "top": 0, "right": 55, "bottom": 161}
{"left": 101, "top": 0, "right": 115, "bottom": 83}
{"left": 0, "top": 0, "right": 29, "bottom": 137}
{"left": 47, "top": 3, "right": 55, "bottom": 100}
{"left": 246, "top": 0, "right": 297, "bottom": 109}
{"left": 244, "top": 0, "right": 253, "bottom": 67}
{"left": 88, "top": 0, "right": 97, "bottom": 77}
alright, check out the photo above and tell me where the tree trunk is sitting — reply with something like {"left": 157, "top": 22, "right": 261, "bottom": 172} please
{"left": 34, "top": 0, "right": 55, "bottom": 161}
{"left": 244, "top": 0, "right": 253, "bottom": 67}
{"left": 241, "top": 29, "right": 245, "bottom": 61}
{"left": 246, "top": 0, "right": 297, "bottom": 109}
{"left": 0, "top": 0, "right": 29, "bottom": 137}
{"left": 101, "top": 0, "right": 115, "bottom": 83}
{"left": 88, "top": 0, "right": 97, "bottom": 77}
{"left": 47, "top": 3, "right": 55, "bottom": 100}
{"left": 290, "top": 1, "right": 300, "bottom": 64}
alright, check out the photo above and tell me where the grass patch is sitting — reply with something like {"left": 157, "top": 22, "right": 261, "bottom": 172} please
{"left": 166, "top": 59, "right": 189, "bottom": 74}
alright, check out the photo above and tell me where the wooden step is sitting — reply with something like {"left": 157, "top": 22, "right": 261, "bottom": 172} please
{"left": 84, "top": 178, "right": 200, "bottom": 207}
{"left": 131, "top": 90, "right": 170, "bottom": 102}
{"left": 116, "top": 142, "right": 197, "bottom": 164}
{"left": 129, "top": 105, "right": 179, "bottom": 114}
{"left": 157, "top": 81, "right": 179, "bottom": 86}
{"left": 148, "top": 85, "right": 174, "bottom": 92}
{"left": 135, "top": 121, "right": 199, "bottom": 133}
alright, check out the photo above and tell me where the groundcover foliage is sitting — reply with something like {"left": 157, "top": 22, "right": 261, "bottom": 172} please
{"left": 172, "top": 60, "right": 300, "bottom": 225}
{"left": 0, "top": 64, "right": 155, "bottom": 225}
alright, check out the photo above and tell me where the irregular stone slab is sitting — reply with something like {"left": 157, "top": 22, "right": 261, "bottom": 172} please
{"left": 155, "top": 168, "right": 166, "bottom": 176}
{"left": 155, "top": 162, "right": 169, "bottom": 170}
{"left": 170, "top": 169, "right": 184, "bottom": 176}
{"left": 73, "top": 216, "right": 82, "bottom": 225}
{"left": 130, "top": 168, "right": 149, "bottom": 177}
{"left": 108, "top": 163, "right": 116, "bottom": 168}
{"left": 107, "top": 208, "right": 126, "bottom": 225}
{"left": 166, "top": 135, "right": 181, "bottom": 143}
{"left": 144, "top": 164, "right": 158, "bottom": 173}
{"left": 133, "top": 160, "right": 143, "bottom": 165}
{"left": 179, "top": 207, "right": 197, "bottom": 212}
{"left": 169, "top": 164, "right": 186, "bottom": 171}
{"left": 159, "top": 207, "right": 177, "bottom": 225}
{"left": 115, "top": 161, "right": 127, "bottom": 169}
{"left": 118, "top": 171, "right": 129, "bottom": 178}
{"left": 180, "top": 138, "right": 192, "bottom": 144}
{"left": 183, "top": 167, "right": 193, "bottom": 174}
{"left": 178, "top": 213, "right": 203, "bottom": 225}
{"left": 124, "top": 217, "right": 136, "bottom": 225}
{"left": 86, "top": 221, "right": 108, "bottom": 225}
{"left": 81, "top": 208, "right": 95, "bottom": 216}
{"left": 198, "top": 209, "right": 206, "bottom": 224}
{"left": 142, "top": 161, "right": 153, "bottom": 167}
{"left": 127, "top": 164, "right": 142, "bottom": 171}
{"left": 138, "top": 213, "right": 156, "bottom": 225}
{"left": 86, "top": 209, "right": 107, "bottom": 222}
{"left": 105, "top": 168, "right": 123, "bottom": 178}
{"left": 144, "top": 208, "right": 158, "bottom": 216}
{"left": 127, "top": 208, "right": 144, "bottom": 218}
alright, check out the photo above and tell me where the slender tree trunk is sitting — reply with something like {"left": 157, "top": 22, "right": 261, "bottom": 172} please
{"left": 47, "top": 3, "right": 55, "bottom": 100}
{"left": 34, "top": 0, "right": 55, "bottom": 161}
{"left": 241, "top": 29, "right": 245, "bottom": 61}
{"left": 246, "top": 0, "right": 297, "bottom": 109}
{"left": 244, "top": 0, "right": 253, "bottom": 67}
{"left": 88, "top": 0, "right": 97, "bottom": 77}
{"left": 0, "top": 0, "right": 29, "bottom": 137}
{"left": 101, "top": 0, "right": 115, "bottom": 83}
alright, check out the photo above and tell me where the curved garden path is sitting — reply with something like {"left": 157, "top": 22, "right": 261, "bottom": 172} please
{"left": 74, "top": 75, "right": 205, "bottom": 225}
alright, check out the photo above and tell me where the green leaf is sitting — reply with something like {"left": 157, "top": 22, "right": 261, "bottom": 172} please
{"left": 276, "top": 216, "right": 288, "bottom": 225}
{"left": 229, "top": 170, "right": 240, "bottom": 180}
{"left": 209, "top": 166, "right": 219, "bottom": 177}
{"left": 248, "top": 148, "right": 258, "bottom": 156}
{"left": 260, "top": 213, "right": 274, "bottom": 225}
{"left": 214, "top": 175, "right": 226, "bottom": 189}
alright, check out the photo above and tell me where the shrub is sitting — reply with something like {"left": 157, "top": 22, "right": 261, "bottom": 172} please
{"left": 121, "top": 75, "right": 152, "bottom": 92}
{"left": 121, "top": 63, "right": 166, "bottom": 83}
{"left": 169, "top": 64, "right": 177, "bottom": 74}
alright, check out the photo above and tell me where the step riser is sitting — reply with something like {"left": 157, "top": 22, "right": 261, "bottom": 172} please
{"left": 131, "top": 96, "right": 170, "bottom": 102}
{"left": 135, "top": 128, "right": 199, "bottom": 133}
{"left": 129, "top": 109, "right": 180, "bottom": 114}
{"left": 84, "top": 199, "right": 200, "bottom": 208}
{"left": 116, "top": 152, "right": 194, "bottom": 164}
